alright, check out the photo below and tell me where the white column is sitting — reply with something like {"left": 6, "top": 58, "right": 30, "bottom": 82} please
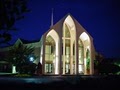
{"left": 70, "top": 41, "right": 73, "bottom": 74}
{"left": 55, "top": 42, "right": 59, "bottom": 74}
{"left": 84, "top": 47, "right": 87, "bottom": 75}
{"left": 75, "top": 38, "right": 78, "bottom": 75}
{"left": 40, "top": 45, "right": 43, "bottom": 64}
{"left": 59, "top": 38, "right": 62, "bottom": 75}
{"left": 63, "top": 37, "right": 65, "bottom": 74}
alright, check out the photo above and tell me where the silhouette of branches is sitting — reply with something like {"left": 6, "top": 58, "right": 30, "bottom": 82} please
{"left": 0, "top": 0, "right": 30, "bottom": 44}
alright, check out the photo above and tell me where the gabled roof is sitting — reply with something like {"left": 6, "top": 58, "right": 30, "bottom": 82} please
{"left": 45, "top": 13, "right": 93, "bottom": 40}
{"left": 14, "top": 38, "right": 41, "bottom": 44}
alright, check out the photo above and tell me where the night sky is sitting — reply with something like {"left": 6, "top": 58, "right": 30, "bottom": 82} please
{"left": 7, "top": 0, "right": 120, "bottom": 58}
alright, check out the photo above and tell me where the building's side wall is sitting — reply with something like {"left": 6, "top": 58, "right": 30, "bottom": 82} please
{"left": 33, "top": 47, "right": 40, "bottom": 64}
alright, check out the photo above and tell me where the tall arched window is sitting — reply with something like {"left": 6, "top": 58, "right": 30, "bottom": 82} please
{"left": 45, "top": 36, "right": 55, "bottom": 74}
{"left": 80, "top": 32, "right": 91, "bottom": 75}
{"left": 62, "top": 15, "right": 76, "bottom": 75}
{"left": 62, "top": 23, "right": 71, "bottom": 74}
{"left": 78, "top": 39, "right": 84, "bottom": 74}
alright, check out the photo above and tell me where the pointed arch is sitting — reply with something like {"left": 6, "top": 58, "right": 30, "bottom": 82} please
{"left": 47, "top": 29, "right": 59, "bottom": 43}
{"left": 79, "top": 32, "right": 91, "bottom": 75}
{"left": 62, "top": 15, "right": 76, "bottom": 74}
{"left": 80, "top": 32, "right": 90, "bottom": 43}
{"left": 64, "top": 15, "right": 76, "bottom": 31}
{"left": 45, "top": 29, "right": 59, "bottom": 74}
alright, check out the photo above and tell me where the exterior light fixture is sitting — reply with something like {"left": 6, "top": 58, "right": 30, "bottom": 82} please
{"left": 29, "top": 57, "right": 34, "bottom": 62}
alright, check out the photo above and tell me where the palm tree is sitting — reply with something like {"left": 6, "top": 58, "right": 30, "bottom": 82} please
{"left": 7, "top": 42, "right": 36, "bottom": 74}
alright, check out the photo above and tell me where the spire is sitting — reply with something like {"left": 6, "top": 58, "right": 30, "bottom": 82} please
{"left": 51, "top": 8, "right": 53, "bottom": 27}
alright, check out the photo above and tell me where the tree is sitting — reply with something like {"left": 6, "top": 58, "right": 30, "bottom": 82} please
{"left": 95, "top": 58, "right": 120, "bottom": 75}
{"left": 94, "top": 52, "right": 104, "bottom": 74}
{"left": 7, "top": 42, "right": 36, "bottom": 74}
{"left": 0, "top": 0, "right": 30, "bottom": 45}
{"left": 98, "top": 63, "right": 120, "bottom": 75}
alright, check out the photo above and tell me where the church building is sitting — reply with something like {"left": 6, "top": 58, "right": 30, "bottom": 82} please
{"left": 39, "top": 14, "right": 95, "bottom": 75}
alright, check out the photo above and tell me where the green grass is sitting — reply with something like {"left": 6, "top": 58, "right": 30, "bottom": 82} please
{"left": 14, "top": 74, "right": 31, "bottom": 77}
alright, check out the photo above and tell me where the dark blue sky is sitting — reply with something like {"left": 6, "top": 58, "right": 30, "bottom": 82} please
{"left": 9, "top": 0, "right": 120, "bottom": 58}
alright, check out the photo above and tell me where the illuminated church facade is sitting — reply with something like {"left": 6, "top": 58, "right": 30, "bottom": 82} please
{"left": 0, "top": 14, "right": 95, "bottom": 75}
{"left": 39, "top": 14, "right": 95, "bottom": 75}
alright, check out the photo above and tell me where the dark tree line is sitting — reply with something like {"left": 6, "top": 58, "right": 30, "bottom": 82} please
{"left": 94, "top": 58, "right": 120, "bottom": 75}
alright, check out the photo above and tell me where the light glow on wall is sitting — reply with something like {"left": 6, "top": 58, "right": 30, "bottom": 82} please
{"left": 55, "top": 42, "right": 59, "bottom": 74}
{"left": 79, "top": 65, "right": 83, "bottom": 73}
{"left": 55, "top": 57, "right": 59, "bottom": 74}
{"left": 87, "top": 46, "right": 90, "bottom": 49}
{"left": 40, "top": 45, "right": 43, "bottom": 64}
{"left": 12, "top": 66, "right": 16, "bottom": 73}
